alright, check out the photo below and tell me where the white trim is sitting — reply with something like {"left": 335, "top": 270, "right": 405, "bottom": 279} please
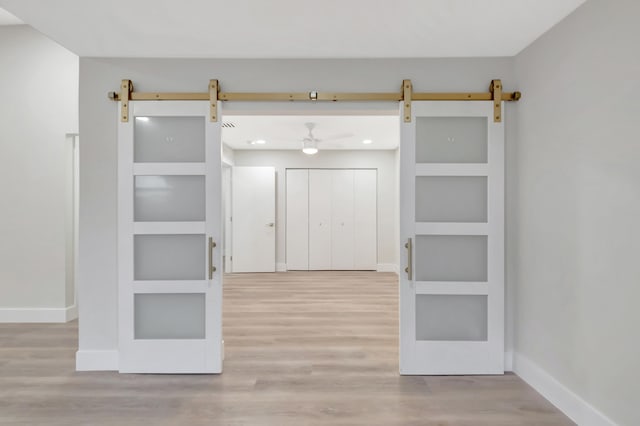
{"left": 376, "top": 263, "right": 399, "bottom": 273}
{"left": 276, "top": 263, "right": 287, "bottom": 272}
{"left": 132, "top": 281, "right": 207, "bottom": 293}
{"left": 415, "top": 281, "right": 488, "bottom": 295}
{"left": 513, "top": 353, "right": 617, "bottom": 426}
{"left": 415, "top": 163, "right": 489, "bottom": 176}
{"left": 65, "top": 304, "right": 78, "bottom": 321}
{"left": 504, "top": 350, "right": 513, "bottom": 372}
{"left": 133, "top": 221, "right": 206, "bottom": 235}
{"left": 75, "top": 350, "right": 119, "bottom": 371}
{"left": 0, "top": 305, "right": 77, "bottom": 323}
{"left": 133, "top": 163, "right": 206, "bottom": 176}
{"left": 415, "top": 222, "right": 489, "bottom": 236}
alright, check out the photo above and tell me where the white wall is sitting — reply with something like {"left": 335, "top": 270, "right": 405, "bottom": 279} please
{"left": 0, "top": 25, "right": 79, "bottom": 322}
{"left": 77, "top": 57, "right": 517, "bottom": 368}
{"left": 222, "top": 143, "right": 235, "bottom": 166}
{"left": 233, "top": 149, "right": 398, "bottom": 270}
{"left": 514, "top": 1, "right": 639, "bottom": 424}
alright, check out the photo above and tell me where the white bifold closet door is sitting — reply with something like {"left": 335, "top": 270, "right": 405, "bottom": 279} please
{"left": 285, "top": 169, "right": 309, "bottom": 270}
{"left": 330, "top": 170, "right": 355, "bottom": 270}
{"left": 353, "top": 169, "right": 377, "bottom": 270}
{"left": 286, "top": 168, "right": 377, "bottom": 271}
{"left": 309, "top": 170, "right": 333, "bottom": 270}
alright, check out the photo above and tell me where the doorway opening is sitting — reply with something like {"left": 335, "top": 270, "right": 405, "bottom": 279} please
{"left": 221, "top": 114, "right": 400, "bottom": 274}
{"left": 220, "top": 112, "right": 401, "bottom": 372}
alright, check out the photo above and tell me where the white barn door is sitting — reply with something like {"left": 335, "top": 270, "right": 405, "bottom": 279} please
{"left": 400, "top": 101, "right": 504, "bottom": 374}
{"left": 118, "top": 101, "right": 223, "bottom": 373}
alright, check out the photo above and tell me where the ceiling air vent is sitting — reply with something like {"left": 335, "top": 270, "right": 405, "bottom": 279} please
{"left": 222, "top": 122, "right": 236, "bottom": 128}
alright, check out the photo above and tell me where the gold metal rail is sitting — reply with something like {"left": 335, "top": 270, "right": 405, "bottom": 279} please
{"left": 109, "top": 79, "right": 521, "bottom": 123}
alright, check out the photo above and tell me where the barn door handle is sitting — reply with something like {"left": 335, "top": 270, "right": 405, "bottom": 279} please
{"left": 209, "top": 237, "right": 217, "bottom": 279}
{"left": 404, "top": 238, "right": 413, "bottom": 281}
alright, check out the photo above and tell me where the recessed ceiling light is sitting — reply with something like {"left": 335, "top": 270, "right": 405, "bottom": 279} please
{"left": 362, "top": 139, "right": 373, "bottom": 145}
{"left": 247, "top": 139, "right": 267, "bottom": 145}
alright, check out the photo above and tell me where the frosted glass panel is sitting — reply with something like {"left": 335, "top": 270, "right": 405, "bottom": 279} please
{"left": 415, "top": 176, "right": 487, "bottom": 222}
{"left": 134, "top": 234, "right": 205, "bottom": 280}
{"left": 134, "top": 116, "right": 205, "bottom": 163}
{"left": 416, "top": 295, "right": 487, "bottom": 341}
{"left": 135, "top": 293, "right": 205, "bottom": 339}
{"left": 415, "top": 235, "right": 487, "bottom": 281}
{"left": 134, "top": 175, "right": 205, "bottom": 222}
{"left": 416, "top": 117, "right": 487, "bottom": 163}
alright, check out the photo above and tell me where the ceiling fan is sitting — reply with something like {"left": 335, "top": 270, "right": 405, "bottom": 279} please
{"left": 299, "top": 122, "right": 353, "bottom": 155}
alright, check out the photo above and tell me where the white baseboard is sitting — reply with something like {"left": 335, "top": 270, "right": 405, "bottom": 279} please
{"left": 513, "top": 352, "right": 617, "bottom": 426}
{"left": 65, "top": 304, "right": 78, "bottom": 321}
{"left": 504, "top": 350, "right": 513, "bottom": 372}
{"left": 76, "top": 350, "right": 119, "bottom": 371}
{"left": 276, "top": 263, "right": 287, "bottom": 272}
{"left": 377, "top": 263, "right": 399, "bottom": 274}
{"left": 0, "top": 305, "right": 77, "bottom": 323}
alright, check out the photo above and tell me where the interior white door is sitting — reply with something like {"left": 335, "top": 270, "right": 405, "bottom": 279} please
{"left": 286, "top": 169, "right": 309, "bottom": 270}
{"left": 400, "top": 101, "right": 504, "bottom": 375}
{"left": 309, "top": 169, "right": 332, "bottom": 270}
{"left": 354, "top": 169, "right": 377, "bottom": 270}
{"left": 118, "top": 101, "right": 222, "bottom": 373}
{"left": 231, "top": 166, "right": 276, "bottom": 273}
{"left": 331, "top": 169, "right": 355, "bottom": 270}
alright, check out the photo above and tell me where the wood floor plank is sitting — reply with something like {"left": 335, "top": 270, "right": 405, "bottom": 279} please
{"left": 0, "top": 271, "right": 573, "bottom": 425}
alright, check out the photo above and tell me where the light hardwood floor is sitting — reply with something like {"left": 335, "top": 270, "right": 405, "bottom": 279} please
{"left": 0, "top": 271, "right": 573, "bottom": 425}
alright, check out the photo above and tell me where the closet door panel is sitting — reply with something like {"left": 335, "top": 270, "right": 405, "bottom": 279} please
{"left": 331, "top": 169, "right": 355, "bottom": 270}
{"left": 354, "top": 169, "right": 377, "bottom": 270}
{"left": 309, "top": 170, "right": 332, "bottom": 270}
{"left": 286, "top": 169, "right": 309, "bottom": 270}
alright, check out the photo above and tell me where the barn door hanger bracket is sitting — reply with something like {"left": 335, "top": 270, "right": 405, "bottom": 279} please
{"left": 490, "top": 79, "right": 503, "bottom": 123}
{"left": 108, "top": 78, "right": 521, "bottom": 123}
{"left": 403, "top": 80, "right": 412, "bottom": 123}
{"left": 108, "top": 79, "right": 133, "bottom": 122}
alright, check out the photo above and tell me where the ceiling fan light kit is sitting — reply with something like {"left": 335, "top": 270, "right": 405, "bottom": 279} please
{"left": 302, "top": 140, "right": 318, "bottom": 155}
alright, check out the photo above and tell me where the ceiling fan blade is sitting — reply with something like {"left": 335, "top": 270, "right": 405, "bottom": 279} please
{"left": 321, "top": 132, "right": 355, "bottom": 141}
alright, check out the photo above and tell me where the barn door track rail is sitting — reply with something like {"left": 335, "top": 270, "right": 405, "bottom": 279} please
{"left": 108, "top": 79, "right": 521, "bottom": 123}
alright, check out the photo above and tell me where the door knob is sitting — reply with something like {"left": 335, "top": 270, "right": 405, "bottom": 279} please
{"left": 267, "top": 222, "right": 274, "bottom": 227}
